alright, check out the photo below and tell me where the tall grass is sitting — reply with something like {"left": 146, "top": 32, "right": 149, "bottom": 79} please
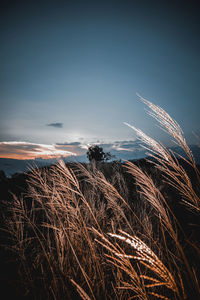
{"left": 4, "top": 98, "right": 200, "bottom": 299}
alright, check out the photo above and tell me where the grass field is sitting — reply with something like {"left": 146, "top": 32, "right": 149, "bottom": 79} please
{"left": 1, "top": 98, "right": 200, "bottom": 299}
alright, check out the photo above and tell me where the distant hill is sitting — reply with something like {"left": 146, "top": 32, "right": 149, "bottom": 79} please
{"left": 0, "top": 158, "right": 54, "bottom": 177}
{"left": 0, "top": 155, "right": 87, "bottom": 177}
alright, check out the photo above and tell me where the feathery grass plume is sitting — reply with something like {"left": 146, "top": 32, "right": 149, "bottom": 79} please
{"left": 93, "top": 228, "right": 149, "bottom": 300}
{"left": 94, "top": 228, "right": 180, "bottom": 299}
{"left": 136, "top": 93, "right": 195, "bottom": 165}
{"left": 139, "top": 94, "right": 200, "bottom": 204}
{"left": 125, "top": 161, "right": 175, "bottom": 238}
{"left": 76, "top": 162, "right": 134, "bottom": 232}
{"left": 125, "top": 97, "right": 200, "bottom": 212}
{"left": 108, "top": 230, "right": 178, "bottom": 294}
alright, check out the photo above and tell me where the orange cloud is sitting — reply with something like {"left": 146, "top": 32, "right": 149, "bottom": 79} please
{"left": 0, "top": 141, "right": 77, "bottom": 160}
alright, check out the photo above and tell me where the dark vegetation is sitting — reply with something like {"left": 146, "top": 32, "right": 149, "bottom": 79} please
{"left": 0, "top": 158, "right": 199, "bottom": 299}
{"left": 87, "top": 145, "right": 112, "bottom": 162}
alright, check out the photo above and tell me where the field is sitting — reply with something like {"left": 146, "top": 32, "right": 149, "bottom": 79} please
{"left": 0, "top": 99, "right": 200, "bottom": 300}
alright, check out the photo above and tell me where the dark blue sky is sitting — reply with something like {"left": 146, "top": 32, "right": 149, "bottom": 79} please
{"left": 0, "top": 0, "right": 200, "bottom": 158}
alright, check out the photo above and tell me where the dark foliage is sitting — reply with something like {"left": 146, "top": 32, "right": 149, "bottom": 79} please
{"left": 0, "top": 159, "right": 200, "bottom": 299}
{"left": 87, "top": 145, "right": 112, "bottom": 162}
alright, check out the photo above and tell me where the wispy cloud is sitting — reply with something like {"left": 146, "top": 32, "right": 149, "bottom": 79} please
{"left": 56, "top": 142, "right": 81, "bottom": 146}
{"left": 0, "top": 141, "right": 76, "bottom": 160}
{"left": 46, "top": 122, "right": 63, "bottom": 128}
{"left": 55, "top": 142, "right": 85, "bottom": 156}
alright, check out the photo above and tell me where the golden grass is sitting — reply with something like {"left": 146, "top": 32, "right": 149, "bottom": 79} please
{"left": 4, "top": 97, "right": 200, "bottom": 299}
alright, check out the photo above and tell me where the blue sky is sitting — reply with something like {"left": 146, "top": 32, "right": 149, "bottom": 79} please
{"left": 0, "top": 0, "right": 200, "bottom": 159}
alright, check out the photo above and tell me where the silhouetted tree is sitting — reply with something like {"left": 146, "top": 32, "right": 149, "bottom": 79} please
{"left": 87, "top": 145, "right": 112, "bottom": 162}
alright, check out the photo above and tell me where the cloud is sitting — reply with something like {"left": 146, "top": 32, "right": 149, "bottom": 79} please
{"left": 55, "top": 142, "right": 85, "bottom": 156}
{"left": 111, "top": 140, "right": 142, "bottom": 151}
{"left": 92, "top": 140, "right": 141, "bottom": 152}
{"left": 46, "top": 122, "right": 63, "bottom": 128}
{"left": 0, "top": 141, "right": 77, "bottom": 160}
{"left": 56, "top": 142, "right": 81, "bottom": 146}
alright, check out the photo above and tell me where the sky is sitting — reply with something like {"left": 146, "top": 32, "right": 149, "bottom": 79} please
{"left": 0, "top": 0, "right": 200, "bottom": 160}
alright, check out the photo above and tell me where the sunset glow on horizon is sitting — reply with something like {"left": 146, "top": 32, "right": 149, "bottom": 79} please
{"left": 0, "top": 139, "right": 147, "bottom": 161}
{"left": 0, "top": 141, "right": 78, "bottom": 160}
